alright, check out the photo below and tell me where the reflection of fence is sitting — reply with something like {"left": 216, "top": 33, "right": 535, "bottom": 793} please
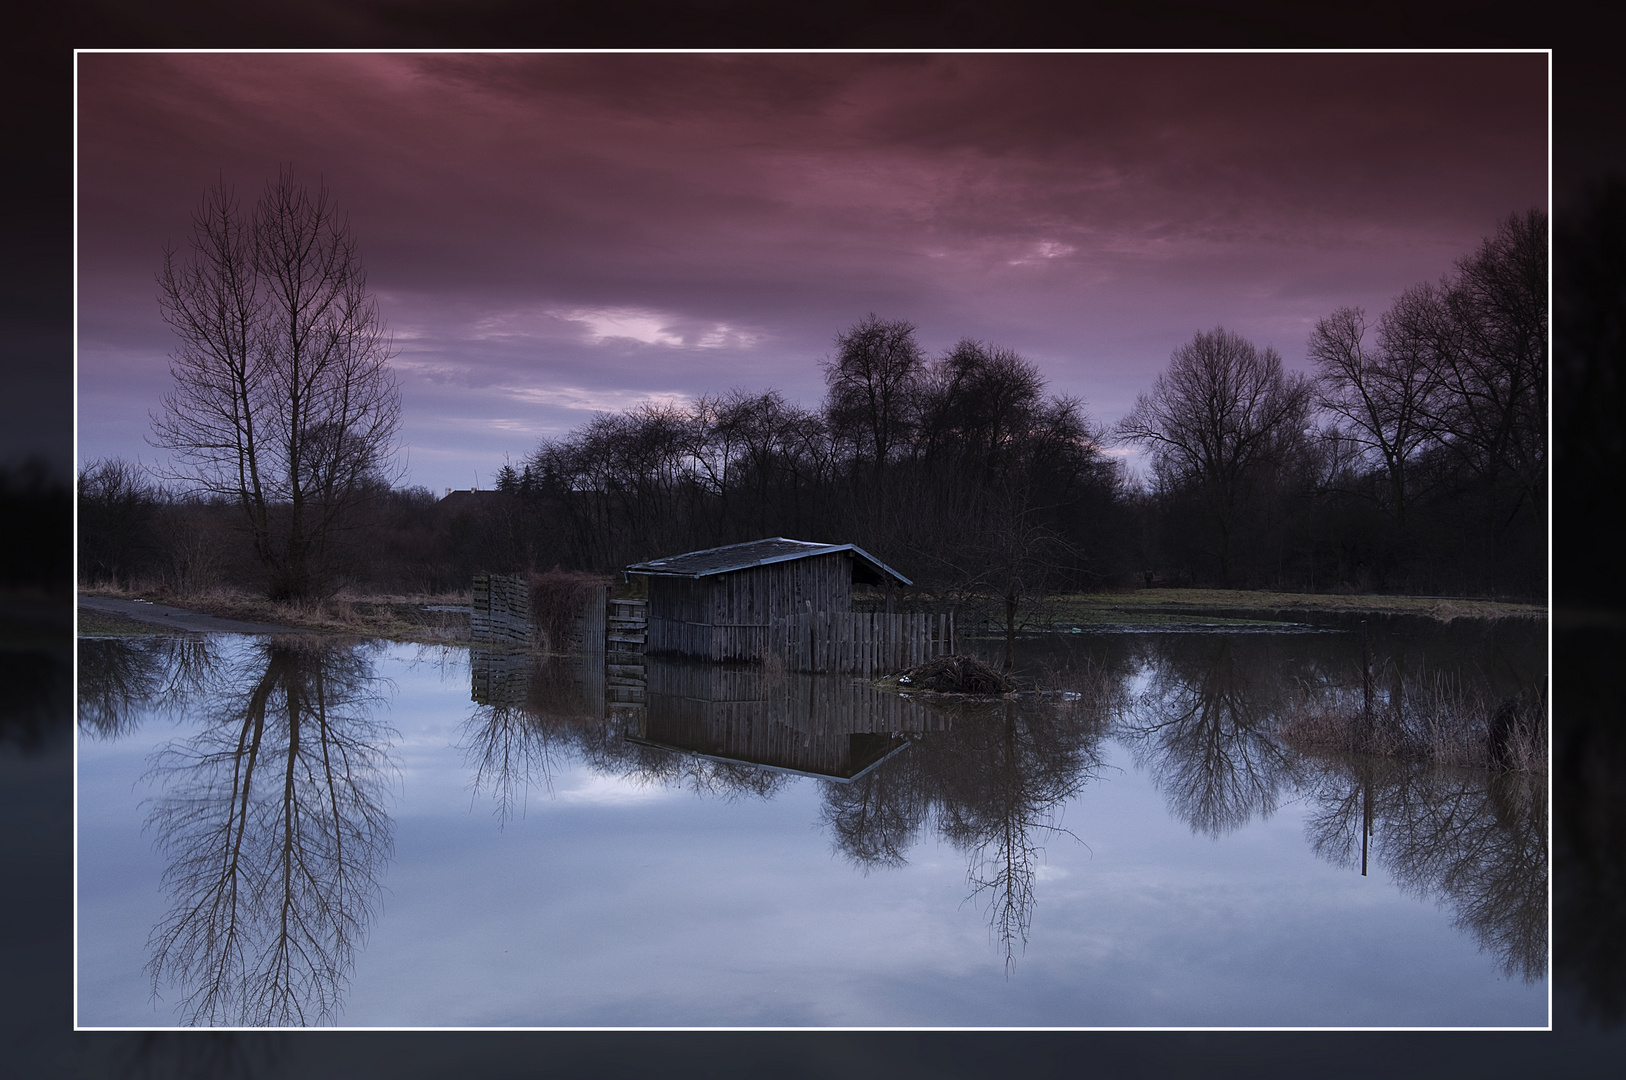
{"left": 768, "top": 611, "right": 955, "bottom": 677}
{"left": 470, "top": 646, "right": 535, "bottom": 705}
{"left": 648, "top": 660, "right": 951, "bottom": 733}
{"left": 470, "top": 647, "right": 605, "bottom": 713}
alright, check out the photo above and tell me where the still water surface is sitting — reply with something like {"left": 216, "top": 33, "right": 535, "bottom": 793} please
{"left": 77, "top": 617, "right": 1547, "bottom": 1027}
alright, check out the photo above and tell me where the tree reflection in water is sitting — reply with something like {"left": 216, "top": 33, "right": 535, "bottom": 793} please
{"left": 460, "top": 652, "right": 599, "bottom": 824}
{"left": 141, "top": 637, "right": 395, "bottom": 1026}
{"left": 820, "top": 688, "right": 1112, "bottom": 972}
{"left": 464, "top": 631, "right": 1544, "bottom": 984}
{"left": 1299, "top": 753, "right": 1548, "bottom": 982}
{"left": 819, "top": 757, "right": 926, "bottom": 872}
{"left": 929, "top": 695, "right": 1107, "bottom": 971}
{"left": 78, "top": 636, "right": 220, "bottom": 739}
{"left": 1116, "top": 635, "right": 1303, "bottom": 837}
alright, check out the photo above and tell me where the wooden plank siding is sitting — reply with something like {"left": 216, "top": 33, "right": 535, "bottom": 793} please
{"left": 470, "top": 573, "right": 532, "bottom": 646}
{"left": 767, "top": 611, "right": 956, "bottom": 677}
{"left": 646, "top": 551, "right": 854, "bottom": 662}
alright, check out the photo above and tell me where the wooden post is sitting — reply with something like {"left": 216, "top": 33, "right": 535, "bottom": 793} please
{"left": 1361, "top": 619, "right": 1373, "bottom": 738}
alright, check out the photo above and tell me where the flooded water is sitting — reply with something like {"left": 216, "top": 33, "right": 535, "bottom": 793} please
{"left": 76, "top": 615, "right": 1548, "bottom": 1028}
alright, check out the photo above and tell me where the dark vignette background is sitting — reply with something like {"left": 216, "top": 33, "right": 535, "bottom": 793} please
{"left": 6, "top": 4, "right": 1621, "bottom": 1077}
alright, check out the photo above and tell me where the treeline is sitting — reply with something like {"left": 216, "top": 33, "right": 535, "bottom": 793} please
{"left": 77, "top": 459, "right": 487, "bottom": 596}
{"left": 487, "top": 326, "right": 1127, "bottom": 608}
{"left": 480, "top": 210, "right": 1544, "bottom": 599}
{"left": 81, "top": 210, "right": 1544, "bottom": 601}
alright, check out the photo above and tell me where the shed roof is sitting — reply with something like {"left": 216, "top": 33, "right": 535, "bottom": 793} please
{"left": 626, "top": 537, "right": 912, "bottom": 586}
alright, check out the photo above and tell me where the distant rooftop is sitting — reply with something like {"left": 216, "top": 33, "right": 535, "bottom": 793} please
{"left": 626, "top": 537, "right": 911, "bottom": 585}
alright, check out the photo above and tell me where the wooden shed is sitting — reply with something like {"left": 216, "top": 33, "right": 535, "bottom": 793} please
{"left": 626, "top": 537, "right": 910, "bottom": 663}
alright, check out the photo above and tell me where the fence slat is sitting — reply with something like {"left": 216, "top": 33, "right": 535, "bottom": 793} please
{"left": 775, "top": 609, "right": 957, "bottom": 675}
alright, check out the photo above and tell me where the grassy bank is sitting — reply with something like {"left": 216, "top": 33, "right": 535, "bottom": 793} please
{"left": 75, "top": 582, "right": 1545, "bottom": 645}
{"left": 77, "top": 584, "right": 472, "bottom": 644}
{"left": 1278, "top": 675, "right": 1547, "bottom": 774}
{"left": 1044, "top": 588, "right": 1545, "bottom": 626}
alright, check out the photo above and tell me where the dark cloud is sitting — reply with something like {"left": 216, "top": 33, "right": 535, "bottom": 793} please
{"left": 77, "top": 52, "right": 1546, "bottom": 493}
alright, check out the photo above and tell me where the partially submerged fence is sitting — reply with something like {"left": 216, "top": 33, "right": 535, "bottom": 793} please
{"left": 470, "top": 573, "right": 532, "bottom": 646}
{"left": 471, "top": 572, "right": 614, "bottom": 652}
{"left": 769, "top": 610, "right": 955, "bottom": 677}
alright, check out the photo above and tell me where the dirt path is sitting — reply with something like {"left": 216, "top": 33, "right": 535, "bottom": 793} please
{"left": 78, "top": 594, "right": 305, "bottom": 636}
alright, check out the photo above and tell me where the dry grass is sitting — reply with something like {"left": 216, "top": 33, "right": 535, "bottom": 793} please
{"left": 77, "top": 581, "right": 472, "bottom": 644}
{"left": 527, "top": 569, "right": 612, "bottom": 655}
{"left": 1278, "top": 669, "right": 1547, "bottom": 773}
{"left": 1052, "top": 588, "right": 1545, "bottom": 624}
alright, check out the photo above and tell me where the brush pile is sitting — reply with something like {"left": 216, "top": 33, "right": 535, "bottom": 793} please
{"left": 892, "top": 655, "right": 1015, "bottom": 695}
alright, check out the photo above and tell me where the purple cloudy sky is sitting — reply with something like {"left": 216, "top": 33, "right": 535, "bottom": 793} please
{"left": 76, "top": 52, "right": 1547, "bottom": 496}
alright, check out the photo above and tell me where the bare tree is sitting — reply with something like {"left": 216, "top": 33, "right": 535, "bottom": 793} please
{"left": 1430, "top": 209, "right": 1548, "bottom": 518}
{"left": 77, "top": 456, "right": 163, "bottom": 586}
{"left": 152, "top": 170, "right": 400, "bottom": 600}
{"left": 822, "top": 313, "right": 925, "bottom": 481}
{"left": 916, "top": 339, "right": 1046, "bottom": 481}
{"left": 144, "top": 639, "right": 394, "bottom": 1025}
{"left": 1116, "top": 327, "right": 1312, "bottom": 584}
{"left": 1308, "top": 305, "right": 1440, "bottom": 531}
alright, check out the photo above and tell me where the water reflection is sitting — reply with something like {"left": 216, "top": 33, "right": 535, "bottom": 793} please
{"left": 905, "top": 693, "right": 1109, "bottom": 968}
{"left": 460, "top": 648, "right": 605, "bottom": 823}
{"left": 1298, "top": 753, "right": 1548, "bottom": 982}
{"left": 462, "top": 651, "right": 1114, "bottom": 968}
{"left": 77, "top": 617, "right": 1548, "bottom": 1024}
{"left": 1117, "top": 635, "right": 1303, "bottom": 836}
{"left": 78, "top": 636, "right": 220, "bottom": 738}
{"left": 135, "top": 638, "right": 395, "bottom": 1026}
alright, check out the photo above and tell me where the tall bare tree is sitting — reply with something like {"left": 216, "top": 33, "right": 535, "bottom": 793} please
{"left": 1431, "top": 209, "right": 1548, "bottom": 519}
{"left": 1116, "top": 327, "right": 1312, "bottom": 583}
{"left": 1308, "top": 304, "right": 1441, "bottom": 531}
{"left": 153, "top": 170, "right": 400, "bottom": 600}
{"left": 144, "top": 639, "right": 394, "bottom": 1025}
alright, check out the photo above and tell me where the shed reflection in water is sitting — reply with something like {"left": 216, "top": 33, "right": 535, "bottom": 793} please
{"left": 79, "top": 618, "right": 1547, "bottom": 1026}
{"left": 461, "top": 650, "right": 1116, "bottom": 969}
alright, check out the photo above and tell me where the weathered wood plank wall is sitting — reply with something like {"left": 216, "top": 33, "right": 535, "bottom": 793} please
{"left": 767, "top": 611, "right": 955, "bottom": 677}
{"left": 639, "top": 658, "right": 951, "bottom": 777}
{"left": 471, "top": 573, "right": 616, "bottom": 653}
{"left": 470, "top": 572, "right": 532, "bottom": 646}
{"left": 645, "top": 551, "right": 860, "bottom": 662}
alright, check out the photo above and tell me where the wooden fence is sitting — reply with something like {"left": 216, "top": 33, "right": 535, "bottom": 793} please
{"left": 608, "top": 598, "right": 648, "bottom": 649}
{"left": 470, "top": 573, "right": 531, "bottom": 646}
{"left": 768, "top": 611, "right": 955, "bottom": 677}
{"left": 470, "top": 572, "right": 613, "bottom": 652}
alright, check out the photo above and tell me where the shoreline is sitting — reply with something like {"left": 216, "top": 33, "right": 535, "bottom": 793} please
{"left": 75, "top": 584, "right": 1544, "bottom": 645}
